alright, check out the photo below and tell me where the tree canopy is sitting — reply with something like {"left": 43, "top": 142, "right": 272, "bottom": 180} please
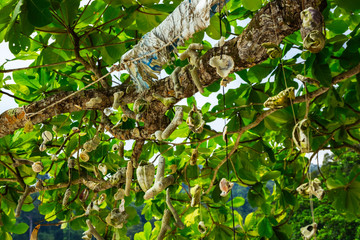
{"left": 0, "top": 0, "right": 359, "bottom": 239}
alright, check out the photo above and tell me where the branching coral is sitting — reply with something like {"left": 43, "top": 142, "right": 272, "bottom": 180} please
{"left": 82, "top": 219, "right": 104, "bottom": 240}
{"left": 157, "top": 209, "right": 171, "bottom": 240}
{"left": 125, "top": 161, "right": 133, "bottom": 196}
{"left": 166, "top": 188, "right": 185, "bottom": 229}
{"left": 152, "top": 93, "right": 176, "bottom": 108}
{"left": 155, "top": 106, "right": 183, "bottom": 141}
{"left": 170, "top": 67, "right": 183, "bottom": 98}
{"left": 144, "top": 156, "right": 174, "bottom": 200}
{"left": 112, "top": 91, "right": 124, "bottom": 110}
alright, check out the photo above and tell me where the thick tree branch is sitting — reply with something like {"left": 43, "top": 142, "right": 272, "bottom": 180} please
{"left": 0, "top": 0, "right": 333, "bottom": 140}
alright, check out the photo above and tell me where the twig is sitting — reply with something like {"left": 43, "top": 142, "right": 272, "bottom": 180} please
{"left": 157, "top": 209, "right": 171, "bottom": 240}
{"left": 0, "top": 90, "right": 32, "bottom": 103}
{"left": 85, "top": 219, "right": 104, "bottom": 240}
{"left": 166, "top": 188, "right": 185, "bottom": 229}
{"left": 15, "top": 185, "right": 34, "bottom": 217}
{"left": 0, "top": 59, "right": 76, "bottom": 73}
{"left": 205, "top": 108, "right": 277, "bottom": 194}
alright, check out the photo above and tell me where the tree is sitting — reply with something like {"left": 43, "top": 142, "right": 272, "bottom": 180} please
{"left": 0, "top": 0, "right": 359, "bottom": 239}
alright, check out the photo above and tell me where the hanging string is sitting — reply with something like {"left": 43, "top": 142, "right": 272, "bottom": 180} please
{"left": 218, "top": 2, "right": 235, "bottom": 238}
{"left": 222, "top": 86, "right": 235, "bottom": 239}
{"left": 306, "top": 153, "right": 317, "bottom": 240}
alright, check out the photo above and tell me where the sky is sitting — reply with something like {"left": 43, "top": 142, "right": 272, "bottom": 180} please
{"left": 0, "top": 42, "right": 23, "bottom": 113}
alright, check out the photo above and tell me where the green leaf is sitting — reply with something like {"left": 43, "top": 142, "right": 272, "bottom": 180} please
{"left": 25, "top": 0, "right": 53, "bottom": 27}
{"left": 230, "top": 196, "right": 245, "bottom": 208}
{"left": 242, "top": 0, "right": 262, "bottom": 11}
{"left": 244, "top": 212, "right": 256, "bottom": 230}
{"left": 312, "top": 62, "right": 332, "bottom": 87}
{"left": 282, "top": 189, "right": 296, "bottom": 206}
{"left": 327, "top": 20, "right": 349, "bottom": 34}
{"left": 184, "top": 208, "right": 199, "bottom": 226}
{"left": 143, "top": 221, "right": 152, "bottom": 240}
{"left": 333, "top": 0, "right": 360, "bottom": 12}
{"left": 10, "top": 223, "right": 29, "bottom": 234}
{"left": 205, "top": 14, "right": 226, "bottom": 40}
{"left": 60, "top": 0, "right": 80, "bottom": 25}
{"left": 257, "top": 217, "right": 274, "bottom": 238}
{"left": 261, "top": 171, "right": 281, "bottom": 181}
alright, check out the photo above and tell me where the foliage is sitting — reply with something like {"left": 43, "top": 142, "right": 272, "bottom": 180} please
{"left": 289, "top": 152, "right": 360, "bottom": 240}
{"left": 0, "top": 0, "right": 359, "bottom": 239}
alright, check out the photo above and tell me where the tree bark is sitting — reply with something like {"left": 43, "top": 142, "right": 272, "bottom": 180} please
{"left": 0, "top": 0, "right": 326, "bottom": 139}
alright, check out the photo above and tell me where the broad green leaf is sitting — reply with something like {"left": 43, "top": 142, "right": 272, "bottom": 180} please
{"left": 25, "top": 0, "right": 53, "bottom": 27}
{"left": 242, "top": 0, "right": 262, "bottom": 11}
{"left": 244, "top": 212, "right": 256, "bottom": 230}
{"left": 184, "top": 208, "right": 199, "bottom": 226}
{"left": 327, "top": 20, "right": 349, "bottom": 34}
{"left": 261, "top": 171, "right": 281, "bottom": 181}
{"left": 257, "top": 217, "right": 274, "bottom": 238}
{"left": 10, "top": 223, "right": 28, "bottom": 234}
{"left": 205, "top": 14, "right": 226, "bottom": 40}
{"left": 230, "top": 196, "right": 245, "bottom": 208}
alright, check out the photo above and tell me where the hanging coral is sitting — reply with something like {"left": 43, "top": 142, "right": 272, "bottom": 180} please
{"left": 187, "top": 105, "right": 205, "bottom": 133}
{"left": 292, "top": 118, "right": 311, "bottom": 153}
{"left": 300, "top": 223, "right": 317, "bottom": 240}
{"left": 219, "top": 178, "right": 234, "bottom": 197}
{"left": 296, "top": 178, "right": 325, "bottom": 200}
{"left": 300, "top": 7, "right": 325, "bottom": 53}
{"left": 263, "top": 87, "right": 295, "bottom": 109}
{"left": 136, "top": 162, "right": 155, "bottom": 192}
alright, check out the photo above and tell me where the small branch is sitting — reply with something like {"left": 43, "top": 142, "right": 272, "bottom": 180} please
{"left": 345, "top": 172, "right": 360, "bottom": 190}
{"left": 0, "top": 178, "right": 19, "bottom": 182}
{"left": 157, "top": 209, "right": 171, "bottom": 240}
{"left": 0, "top": 59, "right": 76, "bottom": 73}
{"left": 15, "top": 185, "right": 34, "bottom": 217}
{"left": 85, "top": 219, "right": 104, "bottom": 240}
{"left": 166, "top": 188, "right": 185, "bottom": 229}
{"left": 0, "top": 90, "right": 32, "bottom": 103}
{"left": 125, "top": 161, "right": 133, "bottom": 196}
{"left": 144, "top": 156, "right": 174, "bottom": 200}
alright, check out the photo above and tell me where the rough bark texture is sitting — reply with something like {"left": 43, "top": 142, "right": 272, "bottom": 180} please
{"left": 0, "top": 0, "right": 326, "bottom": 140}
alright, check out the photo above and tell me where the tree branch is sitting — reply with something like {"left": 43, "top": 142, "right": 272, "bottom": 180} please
{"left": 0, "top": 0, "right": 335, "bottom": 141}
{"left": 0, "top": 59, "right": 76, "bottom": 73}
